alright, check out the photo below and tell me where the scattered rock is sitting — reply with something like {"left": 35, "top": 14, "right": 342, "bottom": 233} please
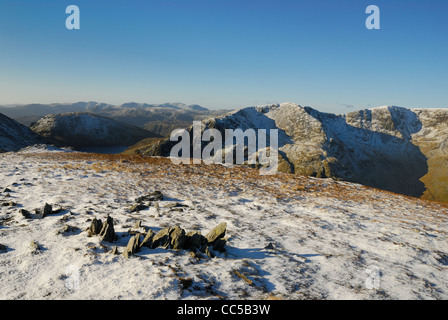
{"left": 18, "top": 209, "right": 33, "bottom": 219}
{"left": 84, "top": 218, "right": 229, "bottom": 258}
{"left": 30, "top": 241, "right": 41, "bottom": 255}
{"left": 129, "top": 204, "right": 148, "bottom": 213}
{"left": 150, "top": 226, "right": 188, "bottom": 250}
{"left": 33, "top": 209, "right": 44, "bottom": 219}
{"left": 134, "top": 220, "right": 142, "bottom": 229}
{"left": 163, "top": 202, "right": 189, "bottom": 209}
{"left": 151, "top": 227, "right": 172, "bottom": 249}
{"left": 3, "top": 188, "right": 12, "bottom": 193}
{"left": 140, "top": 229, "right": 155, "bottom": 249}
{"left": 52, "top": 207, "right": 65, "bottom": 215}
{"left": 205, "top": 246, "right": 215, "bottom": 258}
{"left": 128, "top": 229, "right": 142, "bottom": 235}
{"left": 111, "top": 246, "right": 119, "bottom": 255}
{"left": 43, "top": 203, "right": 53, "bottom": 217}
{"left": 135, "top": 191, "right": 164, "bottom": 203}
{"left": 184, "top": 231, "right": 207, "bottom": 252}
{"left": 212, "top": 238, "right": 227, "bottom": 252}
{"left": 170, "top": 226, "right": 186, "bottom": 250}
{"left": 30, "top": 241, "right": 39, "bottom": 249}
{"left": 264, "top": 243, "right": 275, "bottom": 250}
{"left": 2, "top": 201, "right": 16, "bottom": 207}
{"left": 205, "top": 222, "right": 227, "bottom": 245}
{"left": 149, "top": 223, "right": 229, "bottom": 254}
{"left": 99, "top": 215, "right": 118, "bottom": 243}
{"left": 57, "top": 225, "right": 81, "bottom": 236}
{"left": 123, "top": 234, "right": 141, "bottom": 258}
{"left": 88, "top": 218, "right": 103, "bottom": 236}
{"left": 0, "top": 244, "right": 7, "bottom": 253}
{"left": 59, "top": 214, "right": 71, "bottom": 222}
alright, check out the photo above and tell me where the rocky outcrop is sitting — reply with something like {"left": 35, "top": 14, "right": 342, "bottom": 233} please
{"left": 140, "top": 229, "right": 155, "bottom": 249}
{"left": 123, "top": 234, "right": 142, "bottom": 258}
{"left": 99, "top": 215, "right": 118, "bottom": 243}
{"left": 122, "top": 223, "right": 228, "bottom": 258}
{"left": 205, "top": 222, "right": 227, "bottom": 252}
{"left": 43, "top": 203, "right": 53, "bottom": 217}
{"left": 151, "top": 227, "right": 172, "bottom": 249}
{"left": 88, "top": 218, "right": 103, "bottom": 236}
{"left": 184, "top": 231, "right": 208, "bottom": 252}
{"left": 135, "top": 191, "right": 164, "bottom": 203}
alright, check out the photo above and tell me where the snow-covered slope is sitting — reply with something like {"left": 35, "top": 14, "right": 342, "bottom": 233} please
{"left": 130, "top": 103, "right": 448, "bottom": 202}
{"left": 30, "top": 112, "right": 160, "bottom": 147}
{"left": 0, "top": 112, "right": 46, "bottom": 152}
{"left": 0, "top": 151, "right": 447, "bottom": 300}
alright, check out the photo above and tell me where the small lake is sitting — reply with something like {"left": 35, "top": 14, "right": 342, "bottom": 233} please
{"left": 75, "top": 146, "right": 128, "bottom": 154}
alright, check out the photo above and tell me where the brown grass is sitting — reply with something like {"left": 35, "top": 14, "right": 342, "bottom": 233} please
{"left": 23, "top": 152, "right": 448, "bottom": 218}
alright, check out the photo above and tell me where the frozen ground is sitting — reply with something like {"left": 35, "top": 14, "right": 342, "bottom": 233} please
{"left": 0, "top": 149, "right": 447, "bottom": 300}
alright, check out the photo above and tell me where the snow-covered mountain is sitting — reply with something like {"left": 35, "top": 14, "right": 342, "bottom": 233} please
{"left": 30, "top": 112, "right": 160, "bottom": 148}
{"left": 0, "top": 112, "right": 47, "bottom": 152}
{"left": 120, "top": 102, "right": 209, "bottom": 112}
{"left": 129, "top": 103, "right": 448, "bottom": 203}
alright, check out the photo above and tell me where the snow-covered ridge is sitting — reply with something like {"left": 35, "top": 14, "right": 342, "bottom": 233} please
{"left": 132, "top": 102, "right": 448, "bottom": 203}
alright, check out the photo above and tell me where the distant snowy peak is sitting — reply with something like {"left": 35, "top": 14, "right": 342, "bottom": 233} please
{"left": 0, "top": 112, "right": 46, "bottom": 152}
{"left": 119, "top": 102, "right": 209, "bottom": 112}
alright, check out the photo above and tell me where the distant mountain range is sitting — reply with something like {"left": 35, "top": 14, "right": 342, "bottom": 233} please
{"left": 127, "top": 102, "right": 448, "bottom": 203}
{"left": 0, "top": 102, "right": 230, "bottom": 137}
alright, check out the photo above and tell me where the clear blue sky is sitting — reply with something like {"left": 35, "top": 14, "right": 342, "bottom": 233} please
{"left": 0, "top": 0, "right": 447, "bottom": 113}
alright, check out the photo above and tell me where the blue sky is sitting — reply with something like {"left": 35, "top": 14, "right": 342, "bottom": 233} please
{"left": 0, "top": 0, "right": 447, "bottom": 112}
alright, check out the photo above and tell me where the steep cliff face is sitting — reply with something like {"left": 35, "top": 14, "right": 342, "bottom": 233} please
{"left": 406, "top": 109, "right": 448, "bottom": 202}
{"left": 0, "top": 112, "right": 46, "bottom": 152}
{"left": 127, "top": 103, "right": 448, "bottom": 202}
{"left": 30, "top": 112, "right": 160, "bottom": 147}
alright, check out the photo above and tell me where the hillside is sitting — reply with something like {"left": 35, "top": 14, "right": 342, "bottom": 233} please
{"left": 128, "top": 103, "right": 448, "bottom": 202}
{"left": 30, "top": 112, "right": 160, "bottom": 148}
{"left": 0, "top": 112, "right": 47, "bottom": 152}
{"left": 0, "top": 150, "right": 447, "bottom": 300}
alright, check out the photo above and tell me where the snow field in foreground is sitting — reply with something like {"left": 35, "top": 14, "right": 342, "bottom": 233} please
{"left": 0, "top": 151, "right": 447, "bottom": 300}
